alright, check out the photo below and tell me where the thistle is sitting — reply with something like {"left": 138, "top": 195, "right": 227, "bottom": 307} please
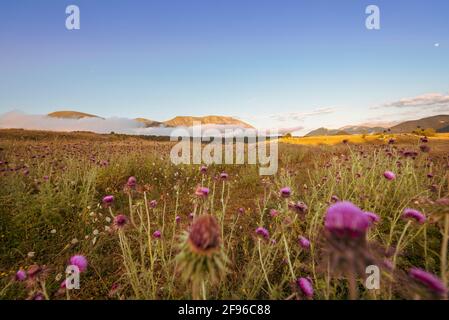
{"left": 176, "top": 214, "right": 227, "bottom": 299}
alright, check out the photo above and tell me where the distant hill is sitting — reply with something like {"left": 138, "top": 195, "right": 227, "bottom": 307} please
{"left": 135, "top": 118, "right": 163, "bottom": 127}
{"left": 48, "top": 111, "right": 101, "bottom": 119}
{"left": 306, "top": 125, "right": 386, "bottom": 137}
{"left": 390, "top": 115, "right": 449, "bottom": 133}
{"left": 437, "top": 125, "right": 449, "bottom": 133}
{"left": 163, "top": 116, "right": 254, "bottom": 128}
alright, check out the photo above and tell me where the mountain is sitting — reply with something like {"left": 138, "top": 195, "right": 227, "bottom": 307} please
{"left": 390, "top": 115, "right": 449, "bottom": 133}
{"left": 437, "top": 125, "right": 449, "bottom": 133}
{"left": 48, "top": 111, "right": 100, "bottom": 119}
{"left": 134, "top": 118, "right": 163, "bottom": 127}
{"left": 305, "top": 126, "right": 386, "bottom": 137}
{"left": 163, "top": 116, "right": 254, "bottom": 128}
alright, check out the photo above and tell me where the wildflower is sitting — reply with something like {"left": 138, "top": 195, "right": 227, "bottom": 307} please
{"left": 420, "top": 137, "right": 429, "bottom": 143}
{"left": 127, "top": 176, "right": 137, "bottom": 188}
{"left": 280, "top": 187, "right": 292, "bottom": 198}
{"left": 409, "top": 268, "right": 447, "bottom": 297}
{"left": 255, "top": 227, "right": 270, "bottom": 239}
{"left": 153, "top": 230, "right": 162, "bottom": 239}
{"left": 297, "top": 277, "right": 314, "bottom": 298}
{"left": 188, "top": 212, "right": 194, "bottom": 219}
{"left": 427, "top": 173, "right": 434, "bottom": 178}
{"left": 290, "top": 201, "right": 308, "bottom": 215}
{"left": 364, "top": 211, "right": 381, "bottom": 224}
{"left": 27, "top": 265, "right": 43, "bottom": 279}
{"left": 149, "top": 200, "right": 158, "bottom": 208}
{"left": 325, "top": 201, "right": 371, "bottom": 239}
{"left": 269, "top": 209, "right": 279, "bottom": 217}
{"left": 113, "top": 214, "right": 128, "bottom": 229}
{"left": 102, "top": 195, "right": 114, "bottom": 206}
{"left": 388, "top": 138, "right": 395, "bottom": 144}
{"left": 331, "top": 195, "right": 339, "bottom": 202}
{"left": 195, "top": 186, "right": 210, "bottom": 198}
{"left": 402, "top": 208, "right": 426, "bottom": 224}
{"left": 200, "top": 166, "right": 208, "bottom": 174}
{"left": 298, "top": 236, "right": 310, "bottom": 250}
{"left": 188, "top": 215, "right": 221, "bottom": 254}
{"left": 15, "top": 269, "right": 27, "bottom": 281}
{"left": 383, "top": 171, "right": 396, "bottom": 181}
{"left": 69, "top": 255, "right": 88, "bottom": 272}
{"left": 175, "top": 215, "right": 181, "bottom": 224}
{"left": 238, "top": 207, "right": 245, "bottom": 214}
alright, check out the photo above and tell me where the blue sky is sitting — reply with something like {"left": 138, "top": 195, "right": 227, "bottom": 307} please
{"left": 0, "top": 0, "right": 448, "bottom": 134}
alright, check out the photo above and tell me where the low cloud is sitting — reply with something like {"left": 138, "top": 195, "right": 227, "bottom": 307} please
{"left": 0, "top": 111, "right": 286, "bottom": 137}
{"left": 268, "top": 107, "right": 336, "bottom": 122}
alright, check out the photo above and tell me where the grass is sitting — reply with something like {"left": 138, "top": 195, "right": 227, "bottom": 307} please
{"left": 0, "top": 129, "right": 448, "bottom": 300}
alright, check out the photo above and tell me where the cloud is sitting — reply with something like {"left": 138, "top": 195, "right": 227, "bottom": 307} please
{"left": 268, "top": 107, "right": 336, "bottom": 122}
{"left": 0, "top": 111, "right": 283, "bottom": 137}
{"left": 381, "top": 93, "right": 449, "bottom": 108}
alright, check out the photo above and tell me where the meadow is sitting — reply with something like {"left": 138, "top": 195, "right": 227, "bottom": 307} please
{"left": 0, "top": 129, "right": 448, "bottom": 300}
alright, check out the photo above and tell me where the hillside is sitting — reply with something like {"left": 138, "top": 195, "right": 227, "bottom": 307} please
{"left": 48, "top": 111, "right": 100, "bottom": 119}
{"left": 306, "top": 125, "right": 386, "bottom": 137}
{"left": 163, "top": 115, "right": 254, "bottom": 128}
{"left": 135, "top": 118, "right": 163, "bottom": 127}
{"left": 390, "top": 115, "right": 449, "bottom": 133}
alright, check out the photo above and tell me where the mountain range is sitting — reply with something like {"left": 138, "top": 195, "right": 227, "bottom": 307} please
{"left": 305, "top": 115, "right": 449, "bottom": 136}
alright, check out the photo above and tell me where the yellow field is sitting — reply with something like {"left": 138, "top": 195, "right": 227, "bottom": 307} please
{"left": 280, "top": 133, "right": 449, "bottom": 146}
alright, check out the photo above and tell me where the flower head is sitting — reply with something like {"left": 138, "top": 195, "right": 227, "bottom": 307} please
{"left": 289, "top": 201, "right": 308, "bottom": 215}
{"left": 297, "top": 277, "right": 314, "bottom": 298}
{"left": 195, "top": 186, "right": 210, "bottom": 198}
{"left": 127, "top": 176, "right": 137, "bottom": 188}
{"left": 298, "top": 236, "right": 310, "bottom": 250}
{"left": 69, "top": 255, "right": 88, "bottom": 272}
{"left": 364, "top": 211, "right": 381, "bottom": 224}
{"left": 383, "top": 171, "right": 396, "bottom": 181}
{"left": 255, "top": 227, "right": 270, "bottom": 240}
{"left": 102, "top": 195, "right": 114, "bottom": 206}
{"left": 113, "top": 214, "right": 128, "bottom": 229}
{"left": 269, "top": 209, "right": 279, "bottom": 218}
{"left": 15, "top": 269, "right": 27, "bottom": 281}
{"left": 153, "top": 230, "right": 162, "bottom": 239}
{"left": 402, "top": 208, "right": 426, "bottom": 224}
{"left": 324, "top": 201, "right": 371, "bottom": 239}
{"left": 280, "top": 187, "right": 292, "bottom": 198}
{"left": 149, "top": 200, "right": 158, "bottom": 208}
{"left": 188, "top": 215, "right": 221, "bottom": 254}
{"left": 409, "top": 268, "right": 447, "bottom": 296}
{"left": 220, "top": 172, "right": 228, "bottom": 180}
{"left": 200, "top": 166, "right": 208, "bottom": 174}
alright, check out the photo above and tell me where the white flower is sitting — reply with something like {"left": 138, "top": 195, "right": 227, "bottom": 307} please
{"left": 93, "top": 229, "right": 99, "bottom": 236}
{"left": 50, "top": 229, "right": 57, "bottom": 234}
{"left": 27, "top": 252, "right": 35, "bottom": 258}
{"left": 105, "top": 217, "right": 111, "bottom": 223}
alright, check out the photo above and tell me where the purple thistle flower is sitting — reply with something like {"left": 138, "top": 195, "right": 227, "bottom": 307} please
{"left": 364, "top": 211, "right": 381, "bottom": 224}
{"left": 402, "top": 208, "right": 426, "bottom": 224}
{"left": 255, "top": 227, "right": 270, "bottom": 239}
{"left": 238, "top": 207, "right": 245, "bottom": 214}
{"left": 420, "top": 137, "right": 429, "bottom": 143}
{"left": 149, "top": 200, "right": 158, "bottom": 208}
{"left": 420, "top": 145, "right": 431, "bottom": 153}
{"left": 297, "top": 277, "right": 314, "bottom": 298}
{"left": 200, "top": 166, "right": 208, "bottom": 174}
{"left": 195, "top": 186, "right": 210, "bottom": 197}
{"left": 153, "top": 230, "right": 162, "bottom": 239}
{"left": 102, "top": 195, "right": 114, "bottom": 206}
{"left": 15, "top": 269, "right": 27, "bottom": 281}
{"left": 409, "top": 268, "right": 447, "bottom": 296}
{"left": 324, "top": 201, "right": 371, "bottom": 239}
{"left": 113, "top": 214, "right": 128, "bottom": 229}
{"left": 331, "top": 195, "right": 339, "bottom": 202}
{"left": 175, "top": 215, "right": 181, "bottom": 224}
{"left": 269, "top": 209, "right": 279, "bottom": 218}
{"left": 383, "top": 171, "right": 396, "bottom": 181}
{"left": 127, "top": 176, "right": 137, "bottom": 188}
{"left": 69, "top": 255, "right": 88, "bottom": 273}
{"left": 220, "top": 172, "right": 228, "bottom": 180}
{"left": 290, "top": 201, "right": 308, "bottom": 215}
{"left": 188, "top": 212, "right": 194, "bottom": 219}
{"left": 280, "top": 187, "right": 292, "bottom": 198}
{"left": 298, "top": 236, "right": 310, "bottom": 250}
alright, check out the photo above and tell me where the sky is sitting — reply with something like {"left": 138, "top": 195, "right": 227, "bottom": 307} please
{"left": 0, "top": 0, "right": 449, "bottom": 135}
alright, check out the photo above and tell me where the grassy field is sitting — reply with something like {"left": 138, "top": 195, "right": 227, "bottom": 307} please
{"left": 0, "top": 129, "right": 448, "bottom": 300}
